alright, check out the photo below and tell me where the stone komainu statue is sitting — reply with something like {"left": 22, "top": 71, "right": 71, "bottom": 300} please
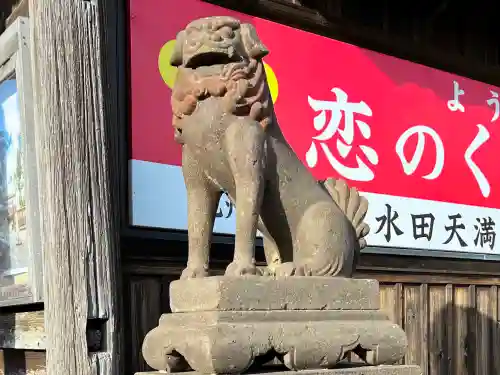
{"left": 140, "top": 16, "right": 417, "bottom": 375}
{"left": 170, "top": 16, "right": 369, "bottom": 278}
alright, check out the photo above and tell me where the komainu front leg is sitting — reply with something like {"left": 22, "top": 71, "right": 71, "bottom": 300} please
{"left": 224, "top": 121, "right": 266, "bottom": 276}
{"left": 181, "top": 148, "right": 221, "bottom": 279}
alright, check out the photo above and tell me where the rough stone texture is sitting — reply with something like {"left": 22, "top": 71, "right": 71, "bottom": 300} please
{"left": 143, "top": 310, "right": 408, "bottom": 374}
{"left": 142, "top": 277, "right": 408, "bottom": 374}
{"left": 140, "top": 16, "right": 421, "bottom": 375}
{"left": 136, "top": 365, "right": 422, "bottom": 375}
{"left": 170, "top": 276, "right": 380, "bottom": 312}
{"left": 170, "top": 16, "right": 370, "bottom": 279}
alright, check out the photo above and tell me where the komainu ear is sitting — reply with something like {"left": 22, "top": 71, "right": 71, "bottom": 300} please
{"left": 240, "top": 23, "right": 269, "bottom": 60}
{"left": 170, "top": 30, "right": 186, "bottom": 67}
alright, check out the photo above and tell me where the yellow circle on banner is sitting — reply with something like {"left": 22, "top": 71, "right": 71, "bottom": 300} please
{"left": 158, "top": 40, "right": 279, "bottom": 103}
{"left": 263, "top": 62, "right": 278, "bottom": 104}
{"left": 158, "top": 40, "right": 178, "bottom": 89}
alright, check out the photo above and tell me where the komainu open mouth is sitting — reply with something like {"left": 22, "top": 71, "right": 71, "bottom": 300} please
{"left": 185, "top": 51, "right": 241, "bottom": 69}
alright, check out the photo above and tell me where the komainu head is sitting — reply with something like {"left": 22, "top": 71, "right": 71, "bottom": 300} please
{"left": 170, "top": 17, "right": 274, "bottom": 143}
{"left": 170, "top": 16, "right": 269, "bottom": 68}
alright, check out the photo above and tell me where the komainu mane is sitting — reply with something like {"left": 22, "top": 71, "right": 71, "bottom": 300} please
{"left": 172, "top": 58, "right": 272, "bottom": 137}
{"left": 170, "top": 15, "right": 370, "bottom": 278}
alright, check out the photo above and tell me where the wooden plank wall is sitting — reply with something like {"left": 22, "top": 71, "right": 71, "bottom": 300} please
{"left": 122, "top": 258, "right": 500, "bottom": 375}
{"left": 379, "top": 282, "right": 500, "bottom": 375}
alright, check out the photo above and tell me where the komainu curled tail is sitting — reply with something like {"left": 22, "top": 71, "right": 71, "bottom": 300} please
{"left": 320, "top": 178, "right": 370, "bottom": 250}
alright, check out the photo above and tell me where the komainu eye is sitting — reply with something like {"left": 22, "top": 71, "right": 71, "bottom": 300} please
{"left": 219, "top": 26, "right": 234, "bottom": 39}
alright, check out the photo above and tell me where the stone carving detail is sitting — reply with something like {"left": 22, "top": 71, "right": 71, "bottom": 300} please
{"left": 169, "top": 16, "right": 369, "bottom": 279}
{"left": 142, "top": 277, "right": 410, "bottom": 374}
{"left": 140, "top": 16, "right": 422, "bottom": 375}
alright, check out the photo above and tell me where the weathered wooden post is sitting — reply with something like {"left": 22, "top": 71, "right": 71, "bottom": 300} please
{"left": 28, "top": 0, "right": 123, "bottom": 374}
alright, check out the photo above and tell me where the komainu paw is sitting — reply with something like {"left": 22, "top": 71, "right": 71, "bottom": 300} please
{"left": 225, "top": 260, "right": 259, "bottom": 276}
{"left": 180, "top": 265, "right": 209, "bottom": 279}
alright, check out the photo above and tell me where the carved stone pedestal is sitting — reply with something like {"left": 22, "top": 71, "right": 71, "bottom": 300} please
{"left": 142, "top": 276, "right": 413, "bottom": 375}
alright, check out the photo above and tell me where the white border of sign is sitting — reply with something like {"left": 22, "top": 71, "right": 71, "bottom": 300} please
{"left": 131, "top": 159, "right": 500, "bottom": 259}
{"left": 131, "top": 159, "right": 253, "bottom": 235}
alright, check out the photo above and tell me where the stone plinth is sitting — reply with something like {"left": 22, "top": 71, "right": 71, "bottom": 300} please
{"left": 142, "top": 276, "right": 410, "bottom": 375}
{"left": 169, "top": 276, "right": 380, "bottom": 312}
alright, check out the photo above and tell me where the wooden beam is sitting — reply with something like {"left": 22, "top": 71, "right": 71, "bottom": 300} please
{"left": 0, "top": 311, "right": 102, "bottom": 350}
{"left": 0, "top": 351, "right": 111, "bottom": 375}
{"left": 6, "top": 0, "right": 29, "bottom": 27}
{"left": 0, "top": 0, "right": 18, "bottom": 32}
{"left": 0, "top": 350, "right": 46, "bottom": 375}
{"left": 0, "top": 312, "right": 45, "bottom": 350}
{"left": 28, "top": 0, "right": 123, "bottom": 374}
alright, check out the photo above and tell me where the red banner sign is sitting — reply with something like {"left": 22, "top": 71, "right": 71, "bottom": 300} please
{"left": 129, "top": 0, "right": 500, "bottom": 255}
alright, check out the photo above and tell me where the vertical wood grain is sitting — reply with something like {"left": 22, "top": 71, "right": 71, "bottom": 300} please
{"left": 379, "top": 283, "right": 404, "bottom": 364}
{"left": 379, "top": 283, "right": 396, "bottom": 322}
{"left": 377, "top": 281, "right": 499, "bottom": 375}
{"left": 475, "top": 287, "right": 491, "bottom": 375}
{"left": 453, "top": 286, "right": 469, "bottom": 375}
{"left": 404, "top": 285, "right": 423, "bottom": 367}
{"left": 419, "top": 284, "right": 429, "bottom": 375}
{"left": 28, "top": 1, "right": 122, "bottom": 374}
{"left": 444, "top": 284, "right": 454, "bottom": 375}
{"left": 494, "top": 286, "right": 500, "bottom": 375}
{"left": 128, "top": 278, "right": 162, "bottom": 373}
{"left": 428, "top": 285, "right": 446, "bottom": 374}
{"left": 160, "top": 275, "right": 178, "bottom": 314}
{"left": 466, "top": 285, "right": 477, "bottom": 374}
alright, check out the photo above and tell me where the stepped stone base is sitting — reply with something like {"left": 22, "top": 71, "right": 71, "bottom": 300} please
{"left": 136, "top": 365, "right": 422, "bottom": 375}
{"left": 169, "top": 276, "right": 380, "bottom": 312}
{"left": 142, "top": 276, "right": 412, "bottom": 375}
